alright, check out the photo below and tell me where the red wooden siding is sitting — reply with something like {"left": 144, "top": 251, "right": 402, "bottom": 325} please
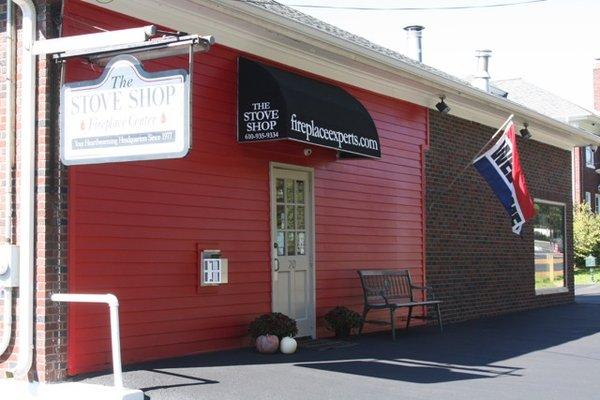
{"left": 65, "top": 1, "right": 428, "bottom": 375}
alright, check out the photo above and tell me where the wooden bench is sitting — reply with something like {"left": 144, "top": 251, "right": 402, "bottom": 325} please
{"left": 357, "top": 269, "right": 443, "bottom": 340}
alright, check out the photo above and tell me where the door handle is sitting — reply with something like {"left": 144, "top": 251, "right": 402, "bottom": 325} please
{"left": 289, "top": 260, "right": 296, "bottom": 269}
{"left": 273, "top": 258, "right": 280, "bottom": 272}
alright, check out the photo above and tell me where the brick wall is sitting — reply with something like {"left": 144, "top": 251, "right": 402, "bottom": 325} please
{"left": 575, "top": 146, "right": 600, "bottom": 210}
{"left": 426, "top": 111, "right": 574, "bottom": 324}
{"left": 0, "top": 0, "right": 67, "bottom": 382}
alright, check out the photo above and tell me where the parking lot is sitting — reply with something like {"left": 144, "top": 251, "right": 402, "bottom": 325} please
{"left": 76, "top": 286, "right": 600, "bottom": 400}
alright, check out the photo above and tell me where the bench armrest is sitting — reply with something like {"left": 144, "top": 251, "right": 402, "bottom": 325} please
{"left": 411, "top": 284, "right": 436, "bottom": 301}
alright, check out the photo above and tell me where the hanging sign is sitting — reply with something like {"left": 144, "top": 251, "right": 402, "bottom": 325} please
{"left": 237, "top": 57, "right": 381, "bottom": 158}
{"left": 60, "top": 54, "right": 190, "bottom": 165}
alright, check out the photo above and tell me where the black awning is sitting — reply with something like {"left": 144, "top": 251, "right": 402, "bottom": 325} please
{"left": 237, "top": 57, "right": 381, "bottom": 158}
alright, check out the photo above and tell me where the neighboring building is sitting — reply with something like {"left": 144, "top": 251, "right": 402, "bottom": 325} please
{"left": 493, "top": 78, "right": 600, "bottom": 211}
{"left": 0, "top": 0, "right": 598, "bottom": 382}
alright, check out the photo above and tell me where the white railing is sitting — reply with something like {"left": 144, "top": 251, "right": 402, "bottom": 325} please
{"left": 50, "top": 293, "right": 123, "bottom": 387}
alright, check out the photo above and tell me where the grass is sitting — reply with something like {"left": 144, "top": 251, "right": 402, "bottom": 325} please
{"left": 574, "top": 268, "right": 600, "bottom": 285}
{"left": 535, "top": 276, "right": 565, "bottom": 289}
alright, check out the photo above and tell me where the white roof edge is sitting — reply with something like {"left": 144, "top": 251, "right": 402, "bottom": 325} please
{"left": 83, "top": 0, "right": 600, "bottom": 149}
{"left": 568, "top": 114, "right": 600, "bottom": 123}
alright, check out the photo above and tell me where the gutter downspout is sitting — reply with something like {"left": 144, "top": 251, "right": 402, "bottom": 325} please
{"left": 0, "top": 0, "right": 16, "bottom": 356}
{"left": 9, "top": 0, "right": 36, "bottom": 379}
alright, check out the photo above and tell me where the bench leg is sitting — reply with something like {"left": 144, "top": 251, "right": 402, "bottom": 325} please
{"left": 406, "top": 306, "right": 413, "bottom": 330}
{"left": 390, "top": 308, "right": 396, "bottom": 341}
{"left": 359, "top": 307, "right": 369, "bottom": 336}
{"left": 436, "top": 303, "right": 443, "bottom": 333}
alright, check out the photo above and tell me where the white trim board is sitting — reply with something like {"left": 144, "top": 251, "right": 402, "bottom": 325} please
{"left": 83, "top": 0, "right": 600, "bottom": 150}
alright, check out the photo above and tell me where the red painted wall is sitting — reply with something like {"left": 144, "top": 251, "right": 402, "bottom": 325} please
{"left": 65, "top": 1, "right": 428, "bottom": 375}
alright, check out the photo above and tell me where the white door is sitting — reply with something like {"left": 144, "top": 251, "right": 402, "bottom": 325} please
{"left": 271, "top": 167, "right": 314, "bottom": 337}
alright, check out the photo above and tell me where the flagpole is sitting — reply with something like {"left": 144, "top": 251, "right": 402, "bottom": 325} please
{"left": 428, "top": 114, "right": 514, "bottom": 212}
{"left": 470, "top": 114, "right": 514, "bottom": 163}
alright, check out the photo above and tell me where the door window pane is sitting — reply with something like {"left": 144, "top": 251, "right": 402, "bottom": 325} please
{"left": 286, "top": 205, "right": 295, "bottom": 229}
{"left": 534, "top": 202, "right": 565, "bottom": 291}
{"left": 287, "top": 232, "right": 296, "bottom": 256}
{"left": 285, "top": 179, "right": 295, "bottom": 204}
{"left": 297, "top": 232, "right": 306, "bottom": 255}
{"left": 297, "top": 206, "right": 305, "bottom": 230}
{"left": 276, "top": 179, "right": 285, "bottom": 203}
{"left": 276, "top": 232, "right": 285, "bottom": 256}
{"left": 277, "top": 205, "right": 285, "bottom": 230}
{"left": 296, "top": 180, "right": 305, "bottom": 204}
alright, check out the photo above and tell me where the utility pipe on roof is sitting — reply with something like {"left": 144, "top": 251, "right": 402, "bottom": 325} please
{"left": 9, "top": 0, "right": 36, "bottom": 379}
{"left": 0, "top": 0, "right": 16, "bottom": 357}
{"left": 403, "top": 25, "right": 424, "bottom": 63}
{"left": 473, "top": 49, "right": 492, "bottom": 93}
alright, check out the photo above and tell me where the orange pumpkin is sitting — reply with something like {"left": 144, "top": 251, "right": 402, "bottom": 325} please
{"left": 256, "top": 334, "right": 279, "bottom": 354}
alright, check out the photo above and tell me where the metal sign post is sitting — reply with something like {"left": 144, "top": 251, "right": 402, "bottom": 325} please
{"left": 585, "top": 255, "right": 597, "bottom": 283}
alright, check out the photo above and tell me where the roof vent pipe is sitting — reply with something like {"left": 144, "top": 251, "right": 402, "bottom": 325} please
{"left": 403, "top": 25, "right": 424, "bottom": 63}
{"left": 473, "top": 49, "right": 492, "bottom": 92}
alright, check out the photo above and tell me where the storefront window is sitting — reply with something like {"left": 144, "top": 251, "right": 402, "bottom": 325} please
{"left": 533, "top": 201, "right": 566, "bottom": 291}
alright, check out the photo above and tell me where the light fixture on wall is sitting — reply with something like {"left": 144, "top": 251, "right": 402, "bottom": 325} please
{"left": 519, "top": 123, "right": 532, "bottom": 140}
{"left": 435, "top": 96, "right": 450, "bottom": 114}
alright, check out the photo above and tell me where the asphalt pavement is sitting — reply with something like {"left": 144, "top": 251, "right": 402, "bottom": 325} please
{"left": 75, "top": 285, "right": 600, "bottom": 400}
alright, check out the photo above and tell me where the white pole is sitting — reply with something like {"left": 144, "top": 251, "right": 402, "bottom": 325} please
{"left": 51, "top": 293, "right": 124, "bottom": 387}
{"left": 32, "top": 25, "right": 156, "bottom": 55}
{"left": 5, "top": 0, "right": 16, "bottom": 239}
{"left": 0, "top": 288, "right": 12, "bottom": 354}
{"left": 10, "top": 0, "right": 36, "bottom": 379}
{"left": 108, "top": 298, "right": 123, "bottom": 388}
{"left": 1, "top": 0, "right": 17, "bottom": 357}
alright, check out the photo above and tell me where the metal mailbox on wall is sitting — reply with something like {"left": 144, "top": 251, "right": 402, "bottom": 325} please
{"left": 200, "top": 250, "right": 228, "bottom": 286}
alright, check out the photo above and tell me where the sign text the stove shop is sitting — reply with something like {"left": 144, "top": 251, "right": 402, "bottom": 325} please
{"left": 60, "top": 54, "right": 190, "bottom": 165}
{"left": 242, "top": 101, "right": 280, "bottom": 140}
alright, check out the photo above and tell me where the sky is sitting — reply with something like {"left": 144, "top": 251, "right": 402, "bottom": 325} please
{"left": 277, "top": 0, "right": 600, "bottom": 111}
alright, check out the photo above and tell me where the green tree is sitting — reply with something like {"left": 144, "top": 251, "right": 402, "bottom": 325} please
{"left": 573, "top": 203, "right": 600, "bottom": 267}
